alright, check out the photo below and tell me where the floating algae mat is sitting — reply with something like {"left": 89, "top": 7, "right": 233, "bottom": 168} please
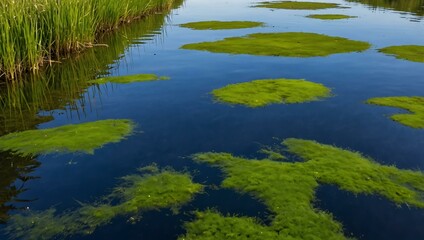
{"left": 379, "top": 45, "right": 424, "bottom": 63}
{"left": 254, "top": 1, "right": 341, "bottom": 10}
{"left": 179, "top": 21, "right": 264, "bottom": 30}
{"left": 212, "top": 79, "right": 332, "bottom": 107}
{"left": 88, "top": 74, "right": 170, "bottom": 84}
{"left": 0, "top": 119, "right": 134, "bottom": 156}
{"left": 367, "top": 96, "right": 424, "bottom": 128}
{"left": 181, "top": 139, "right": 424, "bottom": 239}
{"left": 307, "top": 14, "right": 356, "bottom": 20}
{"left": 181, "top": 32, "right": 370, "bottom": 57}
{"left": 4, "top": 167, "right": 203, "bottom": 239}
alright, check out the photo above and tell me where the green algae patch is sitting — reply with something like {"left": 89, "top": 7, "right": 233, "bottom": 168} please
{"left": 307, "top": 14, "right": 357, "bottom": 20}
{"left": 183, "top": 210, "right": 279, "bottom": 240}
{"left": 181, "top": 32, "right": 370, "bottom": 57}
{"left": 88, "top": 74, "right": 170, "bottom": 84}
{"left": 379, "top": 45, "right": 424, "bottom": 63}
{"left": 254, "top": 1, "right": 341, "bottom": 10}
{"left": 5, "top": 169, "right": 203, "bottom": 239}
{"left": 179, "top": 21, "right": 264, "bottom": 30}
{"left": 181, "top": 139, "right": 424, "bottom": 239}
{"left": 212, "top": 79, "right": 332, "bottom": 107}
{"left": 259, "top": 148, "right": 286, "bottom": 161}
{"left": 0, "top": 119, "right": 134, "bottom": 156}
{"left": 367, "top": 96, "right": 424, "bottom": 128}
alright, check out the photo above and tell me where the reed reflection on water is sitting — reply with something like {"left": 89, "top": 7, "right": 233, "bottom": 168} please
{"left": 349, "top": 0, "right": 424, "bottom": 17}
{"left": 0, "top": 7, "right": 179, "bottom": 223}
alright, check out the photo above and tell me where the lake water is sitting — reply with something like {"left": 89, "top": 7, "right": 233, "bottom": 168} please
{"left": 0, "top": 0, "right": 424, "bottom": 239}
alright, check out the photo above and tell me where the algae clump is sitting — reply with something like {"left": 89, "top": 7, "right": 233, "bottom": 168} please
{"left": 181, "top": 139, "right": 424, "bottom": 239}
{"left": 307, "top": 14, "right": 356, "bottom": 20}
{"left": 89, "top": 74, "right": 170, "bottom": 84}
{"left": 0, "top": 119, "right": 135, "bottom": 156}
{"left": 254, "top": 1, "right": 341, "bottom": 10}
{"left": 379, "top": 45, "right": 424, "bottom": 63}
{"left": 179, "top": 21, "right": 264, "bottom": 30}
{"left": 181, "top": 32, "right": 370, "bottom": 57}
{"left": 259, "top": 148, "right": 286, "bottom": 161}
{"left": 212, "top": 79, "right": 332, "bottom": 107}
{"left": 367, "top": 96, "right": 424, "bottom": 128}
{"left": 5, "top": 168, "right": 203, "bottom": 239}
{"left": 182, "top": 210, "right": 279, "bottom": 240}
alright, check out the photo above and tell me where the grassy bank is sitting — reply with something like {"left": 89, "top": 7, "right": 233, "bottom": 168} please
{"left": 0, "top": 0, "right": 177, "bottom": 80}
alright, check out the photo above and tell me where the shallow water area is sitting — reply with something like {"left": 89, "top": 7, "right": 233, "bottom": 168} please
{"left": 1, "top": 0, "right": 424, "bottom": 239}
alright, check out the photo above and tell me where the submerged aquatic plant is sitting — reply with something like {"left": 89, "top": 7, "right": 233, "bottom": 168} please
{"left": 5, "top": 169, "right": 203, "bottom": 239}
{"left": 367, "top": 96, "right": 424, "bottom": 128}
{"left": 0, "top": 119, "right": 135, "bottom": 156}
{"left": 181, "top": 139, "right": 424, "bottom": 239}
{"left": 181, "top": 32, "right": 370, "bottom": 57}
{"left": 179, "top": 21, "right": 264, "bottom": 30}
{"left": 379, "top": 45, "right": 424, "bottom": 63}
{"left": 88, "top": 74, "right": 170, "bottom": 84}
{"left": 212, "top": 79, "right": 332, "bottom": 107}
{"left": 306, "top": 14, "right": 357, "bottom": 20}
{"left": 5, "top": 209, "right": 80, "bottom": 240}
{"left": 254, "top": 1, "right": 341, "bottom": 10}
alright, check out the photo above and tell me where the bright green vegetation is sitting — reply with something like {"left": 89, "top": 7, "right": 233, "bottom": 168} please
{"left": 88, "top": 74, "right": 170, "bottom": 84}
{"left": 0, "top": 0, "right": 178, "bottom": 80}
{"left": 212, "top": 79, "right": 332, "bottom": 107}
{"left": 179, "top": 21, "right": 264, "bottom": 30}
{"left": 254, "top": 1, "right": 341, "bottom": 10}
{"left": 0, "top": 119, "right": 134, "bottom": 156}
{"left": 307, "top": 14, "right": 357, "bottom": 20}
{"left": 259, "top": 148, "right": 286, "bottom": 161}
{"left": 348, "top": 0, "right": 424, "bottom": 17}
{"left": 182, "top": 210, "right": 280, "bottom": 239}
{"left": 181, "top": 138, "right": 424, "bottom": 239}
{"left": 367, "top": 96, "right": 424, "bottom": 128}
{"left": 5, "top": 169, "right": 203, "bottom": 239}
{"left": 379, "top": 45, "right": 424, "bottom": 63}
{"left": 181, "top": 32, "right": 371, "bottom": 57}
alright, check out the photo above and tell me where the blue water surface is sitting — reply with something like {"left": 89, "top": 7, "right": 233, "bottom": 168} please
{"left": 1, "top": 0, "right": 424, "bottom": 239}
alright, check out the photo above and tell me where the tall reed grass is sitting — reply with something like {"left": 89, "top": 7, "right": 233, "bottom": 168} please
{"left": 0, "top": 0, "right": 176, "bottom": 80}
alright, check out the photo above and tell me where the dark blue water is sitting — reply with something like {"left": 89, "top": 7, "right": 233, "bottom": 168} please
{"left": 1, "top": 0, "right": 424, "bottom": 239}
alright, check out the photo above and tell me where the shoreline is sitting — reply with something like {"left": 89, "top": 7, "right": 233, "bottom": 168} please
{"left": 0, "top": 0, "right": 180, "bottom": 81}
